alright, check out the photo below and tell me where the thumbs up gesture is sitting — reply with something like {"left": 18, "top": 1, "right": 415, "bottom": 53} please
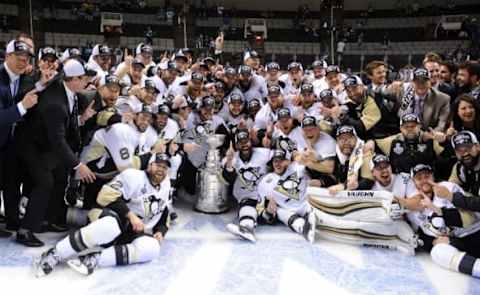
{"left": 225, "top": 141, "right": 235, "bottom": 169}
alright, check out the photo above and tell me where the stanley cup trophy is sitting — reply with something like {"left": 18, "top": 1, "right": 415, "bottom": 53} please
{"left": 194, "top": 134, "right": 230, "bottom": 213}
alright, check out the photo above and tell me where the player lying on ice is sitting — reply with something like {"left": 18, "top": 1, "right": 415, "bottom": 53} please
{"left": 33, "top": 153, "right": 172, "bottom": 277}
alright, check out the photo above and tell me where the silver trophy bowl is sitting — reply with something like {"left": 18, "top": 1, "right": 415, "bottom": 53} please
{"left": 194, "top": 134, "right": 230, "bottom": 213}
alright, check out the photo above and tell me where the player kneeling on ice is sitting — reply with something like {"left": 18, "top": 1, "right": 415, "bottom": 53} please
{"left": 407, "top": 164, "right": 480, "bottom": 278}
{"left": 223, "top": 129, "right": 271, "bottom": 242}
{"left": 256, "top": 149, "right": 316, "bottom": 243}
{"left": 33, "top": 153, "right": 172, "bottom": 277}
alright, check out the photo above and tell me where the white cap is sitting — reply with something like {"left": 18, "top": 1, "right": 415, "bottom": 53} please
{"left": 63, "top": 59, "right": 96, "bottom": 77}
{"left": 6, "top": 39, "right": 33, "bottom": 56}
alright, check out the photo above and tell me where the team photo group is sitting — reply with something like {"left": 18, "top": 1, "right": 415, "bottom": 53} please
{"left": 1, "top": 30, "right": 480, "bottom": 282}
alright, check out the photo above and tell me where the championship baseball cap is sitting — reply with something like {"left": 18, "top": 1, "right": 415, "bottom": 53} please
{"left": 99, "top": 74, "right": 121, "bottom": 87}
{"left": 301, "top": 116, "right": 317, "bottom": 128}
{"left": 325, "top": 65, "right": 340, "bottom": 75}
{"left": 319, "top": 89, "right": 335, "bottom": 102}
{"left": 277, "top": 108, "right": 291, "bottom": 119}
{"left": 343, "top": 75, "right": 364, "bottom": 87}
{"left": 214, "top": 80, "right": 226, "bottom": 90}
{"left": 38, "top": 47, "right": 57, "bottom": 61}
{"left": 287, "top": 62, "right": 303, "bottom": 71}
{"left": 91, "top": 44, "right": 112, "bottom": 56}
{"left": 413, "top": 68, "right": 430, "bottom": 82}
{"left": 400, "top": 113, "right": 421, "bottom": 125}
{"left": 136, "top": 43, "right": 153, "bottom": 55}
{"left": 370, "top": 154, "right": 390, "bottom": 170}
{"left": 228, "top": 93, "right": 244, "bottom": 104}
{"left": 266, "top": 62, "right": 280, "bottom": 72}
{"left": 336, "top": 125, "right": 357, "bottom": 138}
{"left": 235, "top": 129, "right": 250, "bottom": 143}
{"left": 300, "top": 83, "right": 314, "bottom": 94}
{"left": 312, "top": 59, "right": 328, "bottom": 69}
{"left": 144, "top": 79, "right": 159, "bottom": 93}
{"left": 167, "top": 61, "right": 180, "bottom": 72}
{"left": 157, "top": 104, "right": 171, "bottom": 115}
{"left": 60, "top": 48, "right": 81, "bottom": 62}
{"left": 411, "top": 164, "right": 433, "bottom": 177}
{"left": 132, "top": 58, "right": 145, "bottom": 68}
{"left": 150, "top": 153, "right": 171, "bottom": 167}
{"left": 248, "top": 98, "right": 261, "bottom": 110}
{"left": 451, "top": 131, "right": 478, "bottom": 149}
{"left": 244, "top": 50, "right": 259, "bottom": 62}
{"left": 199, "top": 96, "right": 215, "bottom": 109}
{"left": 225, "top": 66, "right": 237, "bottom": 76}
{"left": 6, "top": 40, "right": 34, "bottom": 56}
{"left": 271, "top": 149, "right": 291, "bottom": 161}
{"left": 238, "top": 65, "right": 253, "bottom": 76}
{"left": 203, "top": 56, "right": 216, "bottom": 65}
{"left": 268, "top": 84, "right": 281, "bottom": 95}
{"left": 191, "top": 72, "right": 205, "bottom": 82}
{"left": 139, "top": 104, "right": 154, "bottom": 115}
{"left": 63, "top": 59, "right": 97, "bottom": 77}
{"left": 174, "top": 50, "right": 188, "bottom": 62}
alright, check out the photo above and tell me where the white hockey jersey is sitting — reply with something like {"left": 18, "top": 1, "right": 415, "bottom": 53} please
{"left": 258, "top": 163, "right": 310, "bottom": 214}
{"left": 106, "top": 169, "right": 171, "bottom": 233}
{"left": 371, "top": 173, "right": 415, "bottom": 198}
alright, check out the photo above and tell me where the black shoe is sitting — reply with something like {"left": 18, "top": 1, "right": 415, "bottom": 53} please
{"left": 0, "top": 215, "right": 6, "bottom": 223}
{"left": 16, "top": 230, "right": 44, "bottom": 247}
{"left": 5, "top": 224, "right": 19, "bottom": 232}
{"left": 45, "top": 223, "right": 69, "bottom": 233}
{"left": 0, "top": 228, "right": 12, "bottom": 238}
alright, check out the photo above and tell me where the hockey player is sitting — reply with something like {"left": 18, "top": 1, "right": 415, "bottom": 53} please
{"left": 34, "top": 153, "right": 172, "bottom": 277}
{"left": 291, "top": 83, "right": 322, "bottom": 121}
{"left": 237, "top": 65, "right": 267, "bottom": 103}
{"left": 224, "top": 130, "right": 271, "bottom": 242}
{"left": 311, "top": 59, "right": 329, "bottom": 96}
{"left": 257, "top": 149, "right": 316, "bottom": 243}
{"left": 369, "top": 154, "right": 415, "bottom": 199}
{"left": 406, "top": 164, "right": 480, "bottom": 278}
{"left": 449, "top": 131, "right": 480, "bottom": 196}
{"left": 219, "top": 93, "right": 247, "bottom": 134}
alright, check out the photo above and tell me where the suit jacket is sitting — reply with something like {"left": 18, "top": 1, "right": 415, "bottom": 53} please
{"left": 0, "top": 64, "right": 35, "bottom": 148}
{"left": 421, "top": 88, "right": 450, "bottom": 131}
{"left": 19, "top": 79, "right": 86, "bottom": 170}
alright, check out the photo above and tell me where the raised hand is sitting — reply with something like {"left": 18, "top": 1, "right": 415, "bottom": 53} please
{"left": 21, "top": 89, "right": 38, "bottom": 110}
{"left": 80, "top": 100, "right": 97, "bottom": 124}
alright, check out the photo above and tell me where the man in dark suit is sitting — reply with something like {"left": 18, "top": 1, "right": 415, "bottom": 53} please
{"left": 0, "top": 40, "right": 40, "bottom": 238}
{"left": 16, "top": 59, "right": 97, "bottom": 246}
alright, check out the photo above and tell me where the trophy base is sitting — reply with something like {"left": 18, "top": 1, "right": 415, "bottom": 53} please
{"left": 193, "top": 203, "right": 231, "bottom": 214}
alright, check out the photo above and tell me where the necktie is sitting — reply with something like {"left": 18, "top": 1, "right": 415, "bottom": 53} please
{"left": 11, "top": 78, "right": 19, "bottom": 99}
{"left": 71, "top": 96, "right": 82, "bottom": 150}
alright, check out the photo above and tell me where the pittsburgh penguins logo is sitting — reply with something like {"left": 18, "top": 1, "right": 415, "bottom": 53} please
{"left": 143, "top": 195, "right": 165, "bottom": 219}
{"left": 239, "top": 167, "right": 261, "bottom": 190}
{"left": 275, "top": 172, "right": 301, "bottom": 201}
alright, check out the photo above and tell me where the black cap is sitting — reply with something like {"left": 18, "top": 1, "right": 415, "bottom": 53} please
{"left": 336, "top": 125, "right": 357, "bottom": 137}
{"left": 103, "top": 74, "right": 121, "bottom": 87}
{"left": 144, "top": 80, "right": 159, "bottom": 93}
{"left": 413, "top": 68, "right": 430, "bottom": 82}
{"left": 199, "top": 96, "right": 215, "bottom": 109}
{"left": 139, "top": 104, "right": 154, "bottom": 115}
{"left": 248, "top": 98, "right": 261, "bottom": 110}
{"left": 132, "top": 58, "right": 145, "bottom": 68}
{"left": 411, "top": 164, "right": 433, "bottom": 177}
{"left": 451, "top": 131, "right": 478, "bottom": 149}
{"left": 287, "top": 62, "right": 302, "bottom": 71}
{"left": 39, "top": 47, "right": 57, "bottom": 60}
{"left": 268, "top": 84, "right": 281, "bottom": 95}
{"left": 271, "top": 149, "right": 291, "bottom": 161}
{"left": 157, "top": 104, "right": 170, "bottom": 115}
{"left": 326, "top": 65, "right": 340, "bottom": 75}
{"left": 302, "top": 116, "right": 317, "bottom": 128}
{"left": 225, "top": 66, "right": 237, "bottom": 76}
{"left": 191, "top": 72, "right": 205, "bottom": 82}
{"left": 319, "top": 89, "right": 334, "bottom": 101}
{"left": 312, "top": 60, "right": 327, "bottom": 69}
{"left": 228, "top": 93, "right": 244, "bottom": 104}
{"left": 343, "top": 75, "right": 363, "bottom": 87}
{"left": 277, "top": 108, "right": 291, "bottom": 119}
{"left": 98, "top": 45, "right": 112, "bottom": 56}
{"left": 301, "top": 83, "right": 314, "bottom": 94}
{"left": 400, "top": 113, "right": 421, "bottom": 125}
{"left": 68, "top": 48, "right": 82, "bottom": 58}
{"left": 167, "top": 61, "right": 180, "bottom": 72}
{"left": 238, "top": 65, "right": 252, "bottom": 76}
{"left": 214, "top": 80, "right": 226, "bottom": 90}
{"left": 371, "top": 154, "right": 390, "bottom": 169}
{"left": 266, "top": 62, "right": 280, "bottom": 71}
{"left": 235, "top": 129, "right": 250, "bottom": 143}
{"left": 151, "top": 153, "right": 170, "bottom": 167}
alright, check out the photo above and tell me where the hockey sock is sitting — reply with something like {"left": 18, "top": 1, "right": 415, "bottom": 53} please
{"left": 277, "top": 207, "right": 305, "bottom": 234}
{"left": 431, "top": 243, "right": 480, "bottom": 277}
